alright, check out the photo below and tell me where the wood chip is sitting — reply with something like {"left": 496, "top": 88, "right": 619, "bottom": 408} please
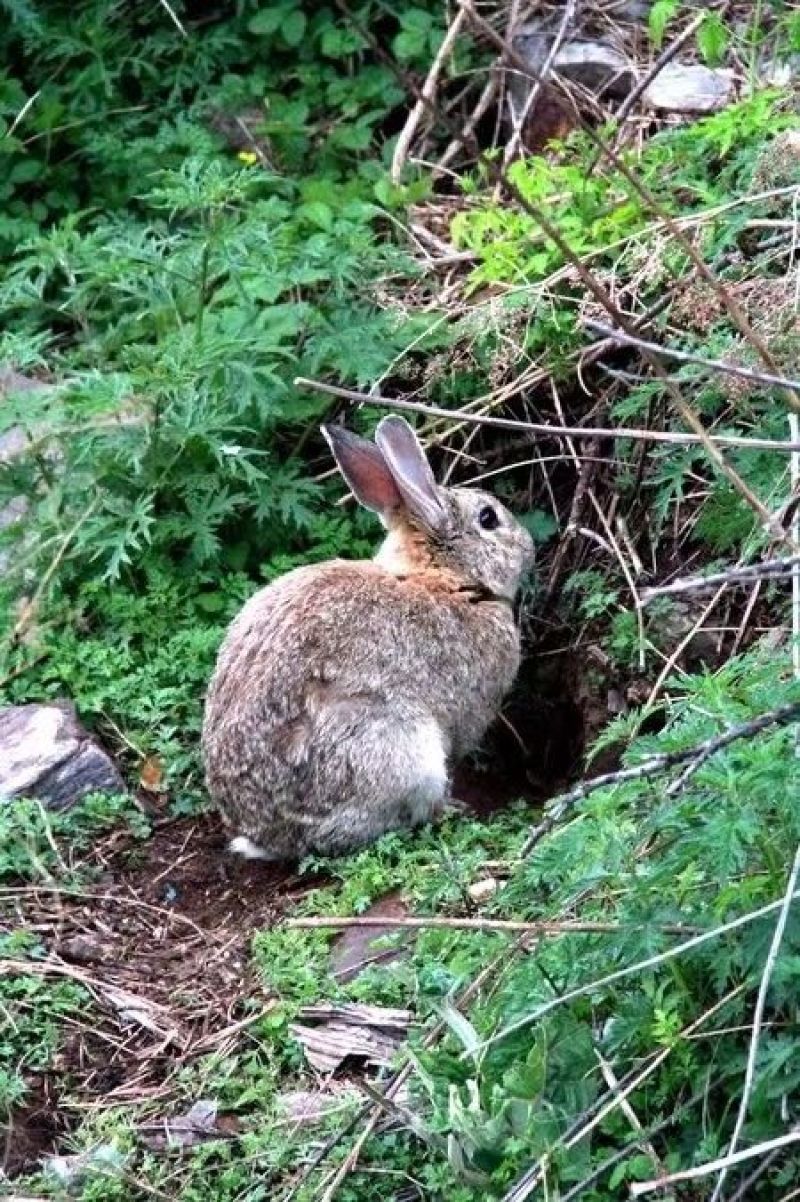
{"left": 290, "top": 1003, "right": 412, "bottom": 1073}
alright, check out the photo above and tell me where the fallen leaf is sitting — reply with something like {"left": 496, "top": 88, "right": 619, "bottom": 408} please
{"left": 279, "top": 1086, "right": 358, "bottom": 1124}
{"left": 330, "top": 891, "right": 410, "bottom": 982}
{"left": 139, "top": 754, "right": 166, "bottom": 793}
{"left": 138, "top": 1099, "right": 235, "bottom": 1151}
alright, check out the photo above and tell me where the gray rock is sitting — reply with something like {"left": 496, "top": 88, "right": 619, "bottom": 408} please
{"left": 619, "top": 1, "right": 651, "bottom": 17}
{"left": 511, "top": 34, "right": 636, "bottom": 103}
{"left": 642, "top": 64, "right": 735, "bottom": 113}
{"left": 0, "top": 424, "right": 32, "bottom": 547}
{"left": 759, "top": 56, "right": 800, "bottom": 88}
{"left": 0, "top": 702, "right": 125, "bottom": 809}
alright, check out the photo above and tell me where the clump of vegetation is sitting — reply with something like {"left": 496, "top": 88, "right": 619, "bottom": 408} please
{"left": 2, "top": 1, "right": 800, "bottom": 1199}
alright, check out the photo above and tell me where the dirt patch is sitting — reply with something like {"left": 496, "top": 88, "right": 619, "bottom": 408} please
{"left": 3, "top": 813, "right": 324, "bottom": 1177}
{"left": 2, "top": 1075, "right": 68, "bottom": 1179}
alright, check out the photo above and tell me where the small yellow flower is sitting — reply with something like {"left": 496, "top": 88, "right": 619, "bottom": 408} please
{"left": 237, "top": 150, "right": 258, "bottom": 166}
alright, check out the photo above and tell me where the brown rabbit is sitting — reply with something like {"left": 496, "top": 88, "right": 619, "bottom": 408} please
{"left": 202, "top": 416, "right": 534, "bottom": 859}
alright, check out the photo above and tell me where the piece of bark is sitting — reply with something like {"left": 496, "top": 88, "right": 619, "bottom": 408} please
{"left": 290, "top": 1003, "right": 411, "bottom": 1073}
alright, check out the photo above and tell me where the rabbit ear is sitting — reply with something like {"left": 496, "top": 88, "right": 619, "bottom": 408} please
{"left": 375, "top": 415, "right": 447, "bottom": 533}
{"left": 321, "top": 424, "right": 403, "bottom": 515}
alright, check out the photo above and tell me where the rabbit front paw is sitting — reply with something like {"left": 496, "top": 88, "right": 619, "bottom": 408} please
{"left": 433, "top": 796, "right": 469, "bottom": 820}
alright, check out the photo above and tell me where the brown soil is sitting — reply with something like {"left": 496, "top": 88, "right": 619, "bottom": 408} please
{"left": 2, "top": 813, "right": 325, "bottom": 1178}
{"left": 2, "top": 1076, "right": 68, "bottom": 1180}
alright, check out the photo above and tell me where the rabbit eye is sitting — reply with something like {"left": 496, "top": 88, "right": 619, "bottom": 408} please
{"left": 478, "top": 505, "right": 500, "bottom": 531}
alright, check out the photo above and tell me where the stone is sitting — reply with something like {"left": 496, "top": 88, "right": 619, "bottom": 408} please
{"left": 511, "top": 34, "right": 636, "bottom": 105}
{"left": 759, "top": 56, "right": 800, "bottom": 89}
{"left": 0, "top": 702, "right": 125, "bottom": 809}
{"left": 642, "top": 64, "right": 736, "bottom": 113}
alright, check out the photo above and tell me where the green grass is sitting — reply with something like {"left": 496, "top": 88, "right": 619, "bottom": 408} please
{"left": 3, "top": 1, "right": 800, "bottom": 1198}
{"left": 3, "top": 650, "right": 800, "bottom": 1198}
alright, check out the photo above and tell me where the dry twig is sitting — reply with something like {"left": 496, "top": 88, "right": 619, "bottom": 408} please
{"left": 641, "top": 557, "right": 800, "bottom": 601}
{"left": 287, "top": 916, "right": 699, "bottom": 935}
{"left": 585, "top": 319, "right": 800, "bottom": 396}
{"left": 612, "top": 11, "right": 707, "bottom": 128}
{"left": 502, "top": 986, "right": 745, "bottom": 1202}
{"left": 521, "top": 700, "right": 800, "bottom": 855}
{"left": 391, "top": 8, "right": 467, "bottom": 183}
{"left": 294, "top": 378, "right": 800, "bottom": 454}
{"left": 630, "top": 1128, "right": 800, "bottom": 1197}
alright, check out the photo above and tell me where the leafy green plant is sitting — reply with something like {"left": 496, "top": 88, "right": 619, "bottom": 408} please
{"left": 0, "top": 961, "right": 86, "bottom": 1120}
{"left": 0, "top": 792, "right": 149, "bottom": 884}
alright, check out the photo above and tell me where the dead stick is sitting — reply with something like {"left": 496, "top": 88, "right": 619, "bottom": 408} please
{"left": 294, "top": 377, "right": 800, "bottom": 454}
{"left": 630, "top": 1128, "right": 800, "bottom": 1197}
{"left": 521, "top": 701, "right": 800, "bottom": 855}
{"left": 391, "top": 8, "right": 467, "bottom": 183}
{"left": 641, "top": 557, "right": 800, "bottom": 602}
{"left": 286, "top": 916, "right": 701, "bottom": 935}
{"left": 585, "top": 320, "right": 800, "bottom": 395}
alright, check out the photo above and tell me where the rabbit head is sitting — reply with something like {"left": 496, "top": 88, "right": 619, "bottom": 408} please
{"left": 322, "top": 415, "right": 534, "bottom": 602}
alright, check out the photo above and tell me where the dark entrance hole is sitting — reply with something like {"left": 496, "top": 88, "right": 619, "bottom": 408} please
{"left": 453, "top": 640, "right": 586, "bottom": 818}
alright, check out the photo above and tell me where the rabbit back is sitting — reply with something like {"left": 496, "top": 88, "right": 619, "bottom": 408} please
{"left": 202, "top": 558, "right": 520, "bottom": 857}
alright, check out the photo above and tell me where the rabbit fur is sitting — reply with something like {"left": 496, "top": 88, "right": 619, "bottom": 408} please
{"left": 202, "top": 415, "right": 534, "bottom": 860}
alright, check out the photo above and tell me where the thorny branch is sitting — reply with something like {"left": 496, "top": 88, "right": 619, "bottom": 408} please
{"left": 521, "top": 701, "right": 800, "bottom": 855}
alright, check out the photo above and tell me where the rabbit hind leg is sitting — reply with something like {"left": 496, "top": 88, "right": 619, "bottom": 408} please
{"left": 311, "top": 716, "right": 448, "bottom": 855}
{"left": 400, "top": 717, "right": 449, "bottom": 827}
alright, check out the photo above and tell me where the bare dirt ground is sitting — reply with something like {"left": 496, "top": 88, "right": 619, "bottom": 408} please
{"left": 3, "top": 641, "right": 598, "bottom": 1181}
{"left": 2, "top": 814, "right": 320, "bottom": 1178}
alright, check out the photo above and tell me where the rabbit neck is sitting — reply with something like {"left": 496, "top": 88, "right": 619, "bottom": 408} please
{"left": 374, "top": 527, "right": 515, "bottom": 611}
{"left": 374, "top": 526, "right": 434, "bottom": 576}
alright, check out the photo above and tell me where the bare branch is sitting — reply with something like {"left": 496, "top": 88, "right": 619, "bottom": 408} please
{"left": 612, "top": 11, "right": 707, "bottom": 127}
{"left": 502, "top": 0, "right": 577, "bottom": 168}
{"left": 294, "top": 377, "right": 800, "bottom": 455}
{"left": 287, "top": 916, "right": 700, "bottom": 936}
{"left": 641, "top": 558, "right": 800, "bottom": 603}
{"left": 585, "top": 320, "right": 800, "bottom": 396}
{"left": 521, "top": 701, "right": 800, "bottom": 856}
{"left": 630, "top": 1128, "right": 800, "bottom": 1197}
{"left": 391, "top": 8, "right": 467, "bottom": 183}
